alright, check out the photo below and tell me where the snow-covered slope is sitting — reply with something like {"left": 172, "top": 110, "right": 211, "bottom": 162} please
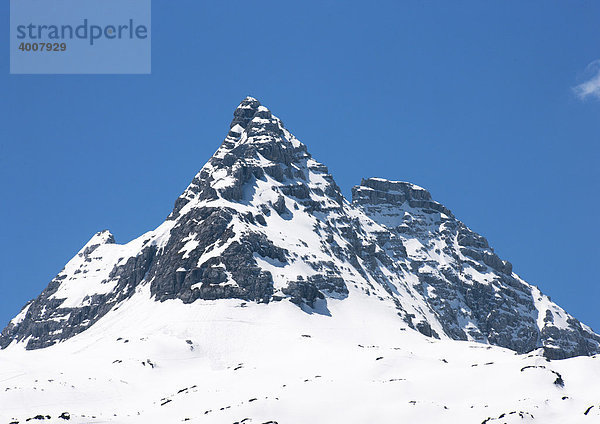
{"left": 1, "top": 97, "right": 599, "bottom": 423}
{"left": 2, "top": 291, "right": 600, "bottom": 424}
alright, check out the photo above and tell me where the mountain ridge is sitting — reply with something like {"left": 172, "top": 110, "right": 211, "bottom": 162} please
{"left": 2, "top": 96, "right": 598, "bottom": 360}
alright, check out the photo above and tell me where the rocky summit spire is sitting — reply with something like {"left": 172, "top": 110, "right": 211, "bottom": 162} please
{"left": 169, "top": 97, "right": 321, "bottom": 217}
{"left": 222, "top": 96, "right": 284, "bottom": 150}
{"left": 230, "top": 96, "right": 261, "bottom": 129}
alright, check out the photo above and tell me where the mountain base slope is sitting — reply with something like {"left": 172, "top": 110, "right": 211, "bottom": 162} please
{"left": 1, "top": 287, "right": 599, "bottom": 424}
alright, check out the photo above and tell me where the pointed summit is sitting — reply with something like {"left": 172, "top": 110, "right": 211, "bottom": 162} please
{"left": 230, "top": 96, "right": 262, "bottom": 129}
{"left": 170, "top": 97, "right": 317, "bottom": 215}
{"left": 225, "top": 96, "right": 285, "bottom": 149}
{"left": 218, "top": 97, "right": 289, "bottom": 153}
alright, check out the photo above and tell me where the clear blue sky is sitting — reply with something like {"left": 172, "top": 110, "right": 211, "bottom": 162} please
{"left": 1, "top": 1, "right": 599, "bottom": 331}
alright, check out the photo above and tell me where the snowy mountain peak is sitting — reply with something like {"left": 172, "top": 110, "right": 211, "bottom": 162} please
{"left": 79, "top": 230, "right": 115, "bottom": 254}
{"left": 2, "top": 97, "right": 599, "bottom": 362}
{"left": 352, "top": 176, "right": 600, "bottom": 359}
{"left": 3, "top": 97, "right": 600, "bottom": 424}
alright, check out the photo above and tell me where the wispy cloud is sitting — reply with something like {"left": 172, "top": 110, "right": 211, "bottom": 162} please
{"left": 574, "top": 60, "right": 600, "bottom": 100}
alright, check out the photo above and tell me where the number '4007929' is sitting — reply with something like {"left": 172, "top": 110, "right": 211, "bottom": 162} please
{"left": 18, "top": 42, "right": 67, "bottom": 52}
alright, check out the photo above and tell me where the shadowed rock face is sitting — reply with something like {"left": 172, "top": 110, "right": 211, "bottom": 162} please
{"left": 2, "top": 97, "right": 599, "bottom": 359}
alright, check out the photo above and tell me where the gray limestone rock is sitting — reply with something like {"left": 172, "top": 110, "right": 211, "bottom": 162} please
{"left": 352, "top": 177, "right": 600, "bottom": 358}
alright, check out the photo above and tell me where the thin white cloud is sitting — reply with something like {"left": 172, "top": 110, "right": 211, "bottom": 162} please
{"left": 574, "top": 60, "right": 600, "bottom": 100}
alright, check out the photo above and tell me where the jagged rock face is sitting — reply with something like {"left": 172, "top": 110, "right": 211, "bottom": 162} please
{"left": 2, "top": 97, "right": 599, "bottom": 360}
{"left": 352, "top": 178, "right": 600, "bottom": 359}
{"left": 0, "top": 231, "right": 157, "bottom": 350}
{"left": 147, "top": 98, "right": 361, "bottom": 306}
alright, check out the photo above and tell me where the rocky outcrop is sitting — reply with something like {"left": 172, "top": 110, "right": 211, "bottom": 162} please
{"left": 352, "top": 177, "right": 600, "bottom": 357}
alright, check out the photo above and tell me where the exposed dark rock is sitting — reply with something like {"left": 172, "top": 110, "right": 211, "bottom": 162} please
{"left": 352, "top": 177, "right": 600, "bottom": 358}
{"left": 282, "top": 281, "right": 325, "bottom": 307}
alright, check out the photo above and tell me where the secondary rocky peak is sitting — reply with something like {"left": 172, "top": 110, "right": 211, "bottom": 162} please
{"left": 352, "top": 177, "right": 453, "bottom": 218}
{"left": 78, "top": 230, "right": 115, "bottom": 256}
{"left": 354, "top": 178, "right": 432, "bottom": 202}
{"left": 90, "top": 230, "right": 115, "bottom": 244}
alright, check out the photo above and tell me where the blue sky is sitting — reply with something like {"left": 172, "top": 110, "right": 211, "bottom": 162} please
{"left": 1, "top": 1, "right": 599, "bottom": 331}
